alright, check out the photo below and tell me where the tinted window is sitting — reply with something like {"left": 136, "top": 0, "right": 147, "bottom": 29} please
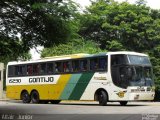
{"left": 90, "top": 58, "right": 99, "bottom": 70}
{"left": 33, "top": 64, "right": 40, "bottom": 75}
{"left": 40, "top": 63, "right": 46, "bottom": 74}
{"left": 19, "top": 65, "right": 26, "bottom": 75}
{"left": 72, "top": 60, "right": 79, "bottom": 72}
{"left": 15, "top": 66, "right": 19, "bottom": 75}
{"left": 55, "top": 62, "right": 63, "bottom": 73}
{"left": 8, "top": 66, "right": 14, "bottom": 77}
{"left": 111, "top": 55, "right": 127, "bottom": 66}
{"left": 99, "top": 57, "right": 107, "bottom": 70}
{"left": 63, "top": 61, "right": 71, "bottom": 72}
{"left": 90, "top": 57, "right": 107, "bottom": 71}
{"left": 27, "top": 65, "right": 33, "bottom": 75}
{"left": 80, "top": 59, "right": 88, "bottom": 71}
{"left": 47, "top": 63, "right": 54, "bottom": 74}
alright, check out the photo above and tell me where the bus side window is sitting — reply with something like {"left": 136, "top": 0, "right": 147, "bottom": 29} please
{"left": 63, "top": 61, "right": 70, "bottom": 72}
{"left": 33, "top": 64, "right": 40, "bottom": 75}
{"left": 80, "top": 59, "right": 87, "bottom": 71}
{"left": 55, "top": 62, "right": 63, "bottom": 73}
{"left": 47, "top": 63, "right": 53, "bottom": 74}
{"left": 40, "top": 63, "right": 46, "bottom": 74}
{"left": 19, "top": 65, "right": 26, "bottom": 76}
{"left": 99, "top": 57, "right": 107, "bottom": 70}
{"left": 72, "top": 60, "right": 79, "bottom": 72}
{"left": 27, "top": 65, "right": 33, "bottom": 75}
{"left": 90, "top": 58, "right": 98, "bottom": 70}
{"left": 8, "top": 66, "right": 14, "bottom": 77}
{"left": 15, "top": 66, "right": 19, "bottom": 76}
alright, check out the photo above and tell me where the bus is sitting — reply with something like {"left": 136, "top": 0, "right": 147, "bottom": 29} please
{"left": 6, "top": 51, "right": 155, "bottom": 106}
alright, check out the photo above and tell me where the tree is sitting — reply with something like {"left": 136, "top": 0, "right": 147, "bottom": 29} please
{"left": 41, "top": 39, "right": 104, "bottom": 57}
{"left": 0, "top": 0, "right": 78, "bottom": 62}
{"left": 79, "top": 0, "right": 160, "bottom": 52}
{"left": 78, "top": 0, "right": 160, "bottom": 92}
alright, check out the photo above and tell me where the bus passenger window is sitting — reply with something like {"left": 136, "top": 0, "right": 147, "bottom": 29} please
{"left": 72, "top": 60, "right": 79, "bottom": 72}
{"left": 8, "top": 66, "right": 14, "bottom": 77}
{"left": 27, "top": 65, "right": 33, "bottom": 75}
{"left": 19, "top": 65, "right": 26, "bottom": 76}
{"left": 15, "top": 66, "right": 19, "bottom": 76}
{"left": 90, "top": 58, "right": 98, "bottom": 70}
{"left": 80, "top": 60, "right": 87, "bottom": 71}
{"left": 63, "top": 61, "right": 70, "bottom": 72}
{"left": 99, "top": 57, "right": 107, "bottom": 70}
{"left": 33, "top": 64, "right": 39, "bottom": 75}
{"left": 47, "top": 63, "right": 53, "bottom": 74}
{"left": 55, "top": 62, "right": 62, "bottom": 73}
{"left": 40, "top": 63, "right": 46, "bottom": 74}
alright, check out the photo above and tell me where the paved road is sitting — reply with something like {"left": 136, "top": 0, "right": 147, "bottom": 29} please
{"left": 0, "top": 100, "right": 160, "bottom": 120}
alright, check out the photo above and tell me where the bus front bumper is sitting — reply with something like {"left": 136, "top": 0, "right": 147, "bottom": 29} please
{"left": 128, "top": 92, "right": 155, "bottom": 101}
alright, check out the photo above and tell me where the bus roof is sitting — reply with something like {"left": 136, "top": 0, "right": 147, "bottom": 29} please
{"left": 7, "top": 51, "right": 148, "bottom": 65}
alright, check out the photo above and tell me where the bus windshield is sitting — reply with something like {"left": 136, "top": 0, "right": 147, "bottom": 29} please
{"left": 129, "top": 66, "right": 154, "bottom": 86}
{"left": 111, "top": 55, "right": 154, "bottom": 88}
{"left": 128, "top": 55, "right": 151, "bottom": 65}
{"left": 118, "top": 66, "right": 154, "bottom": 88}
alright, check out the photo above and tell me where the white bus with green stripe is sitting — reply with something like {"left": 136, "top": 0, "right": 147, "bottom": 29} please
{"left": 6, "top": 51, "right": 155, "bottom": 106}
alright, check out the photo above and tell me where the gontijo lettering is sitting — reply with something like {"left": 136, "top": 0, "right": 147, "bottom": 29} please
{"left": 29, "top": 77, "right": 54, "bottom": 83}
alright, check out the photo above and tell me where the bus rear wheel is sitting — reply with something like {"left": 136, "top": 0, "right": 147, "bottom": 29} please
{"left": 50, "top": 100, "right": 61, "bottom": 104}
{"left": 120, "top": 101, "right": 128, "bottom": 106}
{"left": 98, "top": 90, "right": 108, "bottom": 106}
{"left": 21, "top": 91, "right": 31, "bottom": 103}
{"left": 31, "top": 91, "right": 40, "bottom": 104}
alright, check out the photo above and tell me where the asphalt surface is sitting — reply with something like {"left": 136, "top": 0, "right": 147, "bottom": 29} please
{"left": 0, "top": 100, "right": 160, "bottom": 120}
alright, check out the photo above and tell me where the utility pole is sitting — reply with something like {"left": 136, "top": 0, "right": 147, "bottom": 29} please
{"left": 0, "top": 63, "right": 4, "bottom": 99}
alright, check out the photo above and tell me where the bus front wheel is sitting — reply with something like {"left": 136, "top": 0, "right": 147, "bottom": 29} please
{"left": 21, "top": 91, "right": 31, "bottom": 103}
{"left": 120, "top": 101, "right": 128, "bottom": 106}
{"left": 31, "top": 91, "right": 40, "bottom": 104}
{"left": 98, "top": 90, "right": 108, "bottom": 106}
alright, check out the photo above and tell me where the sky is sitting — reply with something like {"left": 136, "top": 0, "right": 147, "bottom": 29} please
{"left": 30, "top": 0, "right": 160, "bottom": 60}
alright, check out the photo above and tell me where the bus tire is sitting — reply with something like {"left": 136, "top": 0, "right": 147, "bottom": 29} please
{"left": 50, "top": 100, "right": 61, "bottom": 104}
{"left": 98, "top": 90, "right": 108, "bottom": 106}
{"left": 21, "top": 91, "right": 31, "bottom": 103}
{"left": 31, "top": 90, "right": 40, "bottom": 104}
{"left": 120, "top": 101, "right": 128, "bottom": 106}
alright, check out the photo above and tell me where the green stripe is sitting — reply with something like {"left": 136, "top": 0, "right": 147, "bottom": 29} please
{"left": 60, "top": 74, "right": 82, "bottom": 100}
{"left": 68, "top": 72, "right": 94, "bottom": 100}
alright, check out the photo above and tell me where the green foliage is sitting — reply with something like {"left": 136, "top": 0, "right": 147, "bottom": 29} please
{"left": 79, "top": 0, "right": 160, "bottom": 52}
{"left": 0, "top": 35, "right": 31, "bottom": 64}
{"left": 41, "top": 39, "right": 104, "bottom": 57}
{"left": 77, "top": 0, "right": 160, "bottom": 90}
{"left": 0, "top": 0, "right": 78, "bottom": 63}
